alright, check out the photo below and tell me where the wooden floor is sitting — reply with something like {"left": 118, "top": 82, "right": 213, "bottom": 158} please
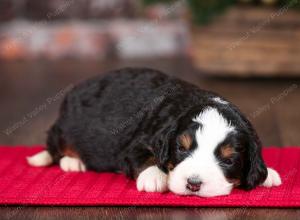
{"left": 0, "top": 58, "right": 300, "bottom": 219}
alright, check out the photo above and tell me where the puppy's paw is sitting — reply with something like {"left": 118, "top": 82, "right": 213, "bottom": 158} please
{"left": 262, "top": 167, "right": 282, "bottom": 187}
{"left": 136, "top": 166, "right": 168, "bottom": 193}
{"left": 59, "top": 156, "right": 86, "bottom": 172}
{"left": 27, "top": 150, "right": 53, "bottom": 167}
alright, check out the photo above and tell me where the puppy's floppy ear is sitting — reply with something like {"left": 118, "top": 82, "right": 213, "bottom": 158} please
{"left": 242, "top": 134, "right": 267, "bottom": 190}
{"left": 228, "top": 106, "right": 267, "bottom": 189}
{"left": 152, "top": 120, "right": 177, "bottom": 172}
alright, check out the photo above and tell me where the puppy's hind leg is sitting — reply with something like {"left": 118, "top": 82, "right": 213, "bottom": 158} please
{"left": 27, "top": 150, "right": 53, "bottom": 167}
{"left": 27, "top": 122, "right": 62, "bottom": 167}
{"left": 59, "top": 156, "right": 86, "bottom": 172}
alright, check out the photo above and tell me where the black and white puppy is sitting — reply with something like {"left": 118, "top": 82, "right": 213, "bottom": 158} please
{"left": 27, "top": 68, "right": 281, "bottom": 197}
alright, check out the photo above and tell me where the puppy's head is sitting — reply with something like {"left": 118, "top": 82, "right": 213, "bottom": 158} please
{"left": 156, "top": 107, "right": 267, "bottom": 197}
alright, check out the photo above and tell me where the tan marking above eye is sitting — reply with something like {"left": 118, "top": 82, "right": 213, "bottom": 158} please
{"left": 179, "top": 133, "right": 193, "bottom": 150}
{"left": 220, "top": 144, "right": 235, "bottom": 158}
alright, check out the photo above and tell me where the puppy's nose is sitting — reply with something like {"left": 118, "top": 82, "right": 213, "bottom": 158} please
{"left": 186, "top": 176, "right": 202, "bottom": 192}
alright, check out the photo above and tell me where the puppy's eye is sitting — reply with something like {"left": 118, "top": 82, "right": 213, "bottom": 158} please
{"left": 179, "top": 145, "right": 188, "bottom": 152}
{"left": 223, "top": 158, "right": 233, "bottom": 166}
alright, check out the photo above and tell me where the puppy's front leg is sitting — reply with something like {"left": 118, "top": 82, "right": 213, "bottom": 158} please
{"left": 122, "top": 145, "right": 168, "bottom": 193}
{"left": 136, "top": 165, "right": 168, "bottom": 192}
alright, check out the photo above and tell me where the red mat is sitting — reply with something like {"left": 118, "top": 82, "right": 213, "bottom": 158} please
{"left": 0, "top": 146, "right": 299, "bottom": 207}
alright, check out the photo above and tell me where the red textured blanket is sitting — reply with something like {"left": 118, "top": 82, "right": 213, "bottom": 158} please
{"left": 0, "top": 146, "right": 299, "bottom": 207}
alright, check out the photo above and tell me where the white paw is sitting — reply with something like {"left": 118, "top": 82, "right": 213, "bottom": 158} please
{"left": 136, "top": 166, "right": 168, "bottom": 192}
{"left": 27, "top": 150, "right": 53, "bottom": 167}
{"left": 262, "top": 167, "right": 282, "bottom": 187}
{"left": 59, "top": 156, "right": 86, "bottom": 172}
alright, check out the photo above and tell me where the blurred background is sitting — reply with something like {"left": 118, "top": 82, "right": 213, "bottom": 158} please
{"left": 0, "top": 0, "right": 299, "bottom": 147}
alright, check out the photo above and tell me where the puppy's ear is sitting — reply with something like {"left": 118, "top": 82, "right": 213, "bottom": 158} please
{"left": 152, "top": 120, "right": 177, "bottom": 172}
{"left": 227, "top": 105, "right": 267, "bottom": 189}
{"left": 242, "top": 136, "right": 267, "bottom": 190}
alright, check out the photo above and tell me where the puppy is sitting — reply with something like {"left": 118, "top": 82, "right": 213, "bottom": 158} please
{"left": 27, "top": 67, "right": 281, "bottom": 197}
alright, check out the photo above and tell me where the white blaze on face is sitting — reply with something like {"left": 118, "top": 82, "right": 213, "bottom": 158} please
{"left": 168, "top": 107, "right": 236, "bottom": 197}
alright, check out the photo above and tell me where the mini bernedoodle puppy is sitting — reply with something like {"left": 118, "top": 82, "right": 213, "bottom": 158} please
{"left": 27, "top": 67, "right": 282, "bottom": 197}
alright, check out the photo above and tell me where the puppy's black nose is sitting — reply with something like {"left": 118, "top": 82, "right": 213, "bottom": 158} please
{"left": 186, "top": 176, "right": 202, "bottom": 192}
